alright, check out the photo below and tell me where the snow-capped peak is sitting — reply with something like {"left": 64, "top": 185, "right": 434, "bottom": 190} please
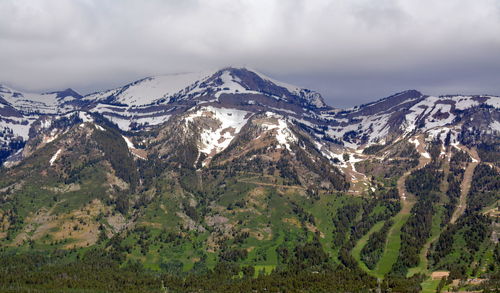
{"left": 219, "top": 67, "right": 327, "bottom": 108}
{"left": 83, "top": 71, "right": 213, "bottom": 106}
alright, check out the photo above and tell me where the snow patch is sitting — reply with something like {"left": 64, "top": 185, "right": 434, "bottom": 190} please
{"left": 102, "top": 115, "right": 131, "bottom": 130}
{"left": 402, "top": 96, "right": 440, "bottom": 134}
{"left": 485, "top": 96, "right": 500, "bottom": 108}
{"left": 312, "top": 141, "right": 346, "bottom": 167}
{"left": 49, "top": 149, "right": 62, "bottom": 166}
{"left": 185, "top": 106, "right": 251, "bottom": 162}
{"left": 251, "top": 69, "right": 325, "bottom": 108}
{"left": 214, "top": 71, "right": 260, "bottom": 99}
{"left": 323, "top": 112, "right": 391, "bottom": 148}
{"left": 424, "top": 104, "right": 455, "bottom": 129}
{"left": 44, "top": 131, "right": 59, "bottom": 143}
{"left": 490, "top": 120, "right": 500, "bottom": 132}
{"left": 95, "top": 124, "right": 106, "bottom": 131}
{"left": 0, "top": 118, "right": 32, "bottom": 140}
{"left": 409, "top": 137, "right": 431, "bottom": 158}
{"left": 78, "top": 112, "right": 93, "bottom": 123}
{"left": 453, "top": 96, "right": 479, "bottom": 110}
{"left": 122, "top": 135, "right": 135, "bottom": 149}
{"left": 260, "top": 112, "right": 297, "bottom": 151}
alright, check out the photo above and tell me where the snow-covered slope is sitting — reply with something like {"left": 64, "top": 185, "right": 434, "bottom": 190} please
{"left": 312, "top": 92, "right": 500, "bottom": 149}
{"left": 0, "top": 67, "right": 499, "bottom": 168}
{"left": 0, "top": 85, "right": 82, "bottom": 114}
{"left": 83, "top": 72, "right": 213, "bottom": 106}
{"left": 82, "top": 67, "right": 326, "bottom": 108}
{"left": 184, "top": 106, "right": 252, "bottom": 166}
{"left": 250, "top": 69, "right": 327, "bottom": 108}
{"left": 0, "top": 85, "right": 86, "bottom": 162}
{"left": 79, "top": 67, "right": 329, "bottom": 131}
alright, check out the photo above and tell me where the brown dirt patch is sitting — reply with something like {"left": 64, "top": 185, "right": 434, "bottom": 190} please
{"left": 283, "top": 217, "right": 301, "bottom": 228}
{"left": 431, "top": 271, "right": 450, "bottom": 280}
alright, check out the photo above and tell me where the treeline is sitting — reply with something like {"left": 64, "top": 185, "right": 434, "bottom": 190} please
{"left": 293, "top": 132, "right": 350, "bottom": 191}
{"left": 0, "top": 248, "right": 158, "bottom": 292}
{"left": 0, "top": 241, "right": 381, "bottom": 293}
{"left": 0, "top": 244, "right": 435, "bottom": 292}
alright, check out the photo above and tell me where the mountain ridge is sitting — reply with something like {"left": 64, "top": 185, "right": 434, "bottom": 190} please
{"left": 1, "top": 67, "right": 499, "bottom": 167}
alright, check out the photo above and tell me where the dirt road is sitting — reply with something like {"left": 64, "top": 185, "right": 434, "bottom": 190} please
{"left": 450, "top": 146, "right": 480, "bottom": 224}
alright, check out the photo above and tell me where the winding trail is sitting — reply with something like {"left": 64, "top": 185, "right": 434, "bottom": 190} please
{"left": 407, "top": 208, "right": 444, "bottom": 277}
{"left": 408, "top": 148, "right": 452, "bottom": 277}
{"left": 351, "top": 221, "right": 385, "bottom": 278}
{"left": 416, "top": 146, "right": 480, "bottom": 290}
{"left": 450, "top": 146, "right": 480, "bottom": 224}
{"left": 408, "top": 147, "right": 453, "bottom": 277}
{"left": 439, "top": 148, "right": 451, "bottom": 195}
{"left": 397, "top": 135, "right": 432, "bottom": 211}
{"left": 407, "top": 145, "right": 481, "bottom": 278}
{"left": 371, "top": 135, "right": 432, "bottom": 277}
{"left": 237, "top": 175, "right": 305, "bottom": 190}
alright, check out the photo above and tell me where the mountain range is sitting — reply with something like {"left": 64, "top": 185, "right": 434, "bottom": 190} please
{"left": 0, "top": 67, "right": 498, "bottom": 292}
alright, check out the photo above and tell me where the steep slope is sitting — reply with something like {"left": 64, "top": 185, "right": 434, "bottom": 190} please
{"left": 83, "top": 72, "right": 212, "bottom": 106}
{"left": 0, "top": 85, "right": 82, "bottom": 114}
{"left": 0, "top": 112, "right": 142, "bottom": 248}
{"left": 0, "top": 85, "right": 85, "bottom": 162}
{"left": 315, "top": 91, "right": 500, "bottom": 148}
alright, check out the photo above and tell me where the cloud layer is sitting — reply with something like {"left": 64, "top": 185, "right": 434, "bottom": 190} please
{"left": 1, "top": 0, "right": 499, "bottom": 107}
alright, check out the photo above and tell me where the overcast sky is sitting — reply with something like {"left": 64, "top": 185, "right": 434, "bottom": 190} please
{"left": 1, "top": 0, "right": 499, "bottom": 107}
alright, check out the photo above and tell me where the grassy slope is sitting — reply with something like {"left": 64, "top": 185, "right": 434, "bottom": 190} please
{"left": 374, "top": 213, "right": 411, "bottom": 277}
{"left": 351, "top": 220, "right": 385, "bottom": 278}
{"left": 420, "top": 278, "right": 441, "bottom": 293}
{"left": 121, "top": 175, "right": 356, "bottom": 273}
{"left": 371, "top": 139, "right": 431, "bottom": 278}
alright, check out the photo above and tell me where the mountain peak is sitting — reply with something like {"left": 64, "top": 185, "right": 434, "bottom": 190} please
{"left": 81, "top": 67, "right": 327, "bottom": 110}
{"left": 211, "top": 67, "right": 327, "bottom": 109}
{"left": 47, "top": 88, "right": 83, "bottom": 100}
{"left": 392, "top": 89, "right": 423, "bottom": 99}
{"left": 351, "top": 89, "right": 424, "bottom": 113}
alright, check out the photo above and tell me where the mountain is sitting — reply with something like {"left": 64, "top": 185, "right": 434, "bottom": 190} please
{"left": 77, "top": 68, "right": 326, "bottom": 131}
{"left": 0, "top": 67, "right": 499, "bottom": 292}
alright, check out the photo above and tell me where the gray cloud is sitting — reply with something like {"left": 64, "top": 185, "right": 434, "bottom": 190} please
{"left": 1, "top": 0, "right": 499, "bottom": 107}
